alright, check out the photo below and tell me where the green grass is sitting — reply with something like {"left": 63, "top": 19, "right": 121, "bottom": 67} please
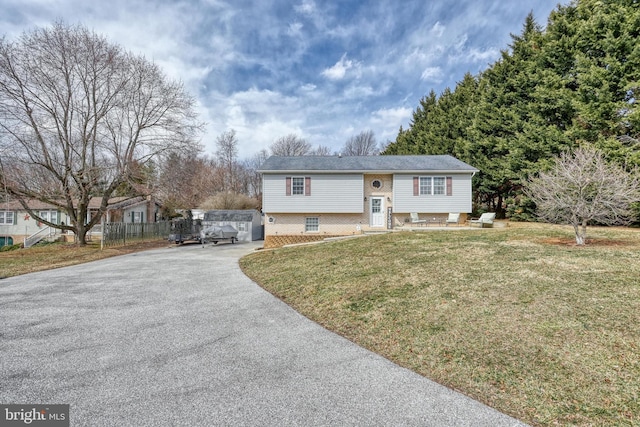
{"left": 240, "top": 224, "right": 640, "bottom": 426}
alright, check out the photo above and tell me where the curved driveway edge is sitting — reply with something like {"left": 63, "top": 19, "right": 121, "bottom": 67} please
{"left": 0, "top": 242, "right": 528, "bottom": 426}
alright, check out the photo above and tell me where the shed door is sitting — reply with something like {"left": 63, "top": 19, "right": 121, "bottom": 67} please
{"left": 370, "top": 197, "right": 384, "bottom": 227}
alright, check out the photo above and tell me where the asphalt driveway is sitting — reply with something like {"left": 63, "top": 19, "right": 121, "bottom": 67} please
{"left": 0, "top": 241, "right": 527, "bottom": 426}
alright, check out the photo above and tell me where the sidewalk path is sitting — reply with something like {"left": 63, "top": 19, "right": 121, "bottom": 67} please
{"left": 0, "top": 242, "right": 527, "bottom": 426}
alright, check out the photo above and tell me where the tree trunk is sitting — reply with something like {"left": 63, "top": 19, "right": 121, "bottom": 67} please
{"left": 76, "top": 221, "right": 89, "bottom": 245}
{"left": 573, "top": 221, "right": 587, "bottom": 245}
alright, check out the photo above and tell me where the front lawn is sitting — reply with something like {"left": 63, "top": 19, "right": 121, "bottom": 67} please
{"left": 240, "top": 224, "right": 640, "bottom": 426}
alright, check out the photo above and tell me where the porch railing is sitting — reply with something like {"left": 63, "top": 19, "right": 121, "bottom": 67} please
{"left": 24, "top": 226, "right": 57, "bottom": 248}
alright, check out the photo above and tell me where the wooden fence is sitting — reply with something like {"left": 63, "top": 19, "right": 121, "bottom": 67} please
{"left": 101, "top": 221, "right": 172, "bottom": 248}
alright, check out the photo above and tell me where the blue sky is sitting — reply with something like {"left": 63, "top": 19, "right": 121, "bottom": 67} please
{"left": 0, "top": 0, "right": 567, "bottom": 159}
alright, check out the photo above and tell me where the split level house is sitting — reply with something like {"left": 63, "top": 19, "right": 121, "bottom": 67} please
{"left": 259, "top": 155, "right": 479, "bottom": 248}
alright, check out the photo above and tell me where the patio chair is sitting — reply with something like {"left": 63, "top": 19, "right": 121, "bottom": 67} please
{"left": 445, "top": 213, "right": 460, "bottom": 226}
{"left": 469, "top": 212, "right": 496, "bottom": 228}
{"left": 409, "top": 212, "right": 427, "bottom": 226}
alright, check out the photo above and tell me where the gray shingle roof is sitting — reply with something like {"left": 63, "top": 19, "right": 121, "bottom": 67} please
{"left": 258, "top": 155, "right": 478, "bottom": 173}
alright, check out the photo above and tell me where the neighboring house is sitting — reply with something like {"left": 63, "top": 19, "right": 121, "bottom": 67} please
{"left": 259, "top": 155, "right": 478, "bottom": 247}
{"left": 104, "top": 196, "right": 161, "bottom": 224}
{"left": 0, "top": 196, "right": 161, "bottom": 246}
{"left": 203, "top": 210, "right": 263, "bottom": 242}
{"left": 1, "top": 198, "right": 73, "bottom": 246}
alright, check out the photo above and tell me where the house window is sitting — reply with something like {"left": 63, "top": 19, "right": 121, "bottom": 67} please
{"left": 433, "top": 177, "right": 446, "bottom": 195}
{"left": 371, "top": 179, "right": 383, "bottom": 189}
{"left": 292, "top": 177, "right": 305, "bottom": 195}
{"left": 0, "top": 211, "right": 14, "bottom": 225}
{"left": 419, "top": 177, "right": 432, "bottom": 195}
{"left": 237, "top": 222, "right": 247, "bottom": 232}
{"left": 39, "top": 210, "right": 58, "bottom": 224}
{"left": 419, "top": 177, "right": 446, "bottom": 195}
{"left": 305, "top": 217, "right": 319, "bottom": 232}
{"left": 286, "top": 176, "right": 311, "bottom": 196}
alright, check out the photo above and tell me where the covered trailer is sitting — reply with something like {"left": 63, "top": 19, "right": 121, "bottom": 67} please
{"left": 200, "top": 225, "right": 239, "bottom": 245}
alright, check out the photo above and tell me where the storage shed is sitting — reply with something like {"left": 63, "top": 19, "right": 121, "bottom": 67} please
{"left": 202, "top": 210, "right": 263, "bottom": 242}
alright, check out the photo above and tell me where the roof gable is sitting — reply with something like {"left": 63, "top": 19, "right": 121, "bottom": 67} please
{"left": 258, "top": 155, "right": 478, "bottom": 173}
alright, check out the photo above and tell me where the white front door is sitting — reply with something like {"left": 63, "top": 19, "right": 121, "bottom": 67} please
{"left": 370, "top": 197, "right": 384, "bottom": 227}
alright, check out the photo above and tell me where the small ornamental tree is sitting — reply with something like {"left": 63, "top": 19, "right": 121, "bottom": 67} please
{"left": 526, "top": 147, "right": 640, "bottom": 245}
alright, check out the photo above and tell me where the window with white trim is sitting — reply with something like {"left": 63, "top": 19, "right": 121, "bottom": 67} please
{"left": 39, "top": 210, "right": 58, "bottom": 224}
{"left": 419, "top": 177, "right": 432, "bottom": 195}
{"left": 292, "top": 177, "right": 305, "bottom": 195}
{"left": 419, "top": 176, "right": 446, "bottom": 195}
{"left": 433, "top": 177, "right": 446, "bottom": 195}
{"left": 0, "top": 211, "right": 14, "bottom": 225}
{"left": 305, "top": 217, "right": 319, "bottom": 232}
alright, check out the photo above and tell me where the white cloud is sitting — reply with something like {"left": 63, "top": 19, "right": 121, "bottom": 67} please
{"left": 370, "top": 106, "right": 413, "bottom": 143}
{"left": 371, "top": 106, "right": 412, "bottom": 125}
{"left": 344, "top": 84, "right": 375, "bottom": 98}
{"left": 467, "top": 47, "right": 501, "bottom": 63}
{"left": 288, "top": 21, "right": 304, "bottom": 37}
{"left": 203, "top": 87, "right": 308, "bottom": 157}
{"left": 431, "top": 21, "right": 445, "bottom": 38}
{"left": 322, "top": 53, "right": 359, "bottom": 80}
{"left": 420, "top": 67, "right": 443, "bottom": 82}
{"left": 294, "top": 0, "right": 317, "bottom": 15}
{"left": 453, "top": 34, "right": 469, "bottom": 52}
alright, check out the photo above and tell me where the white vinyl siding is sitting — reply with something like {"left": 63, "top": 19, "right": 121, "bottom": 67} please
{"left": 263, "top": 174, "right": 363, "bottom": 213}
{"left": 394, "top": 174, "right": 473, "bottom": 213}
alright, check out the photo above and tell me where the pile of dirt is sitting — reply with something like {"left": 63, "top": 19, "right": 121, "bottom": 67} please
{"left": 540, "top": 237, "right": 633, "bottom": 247}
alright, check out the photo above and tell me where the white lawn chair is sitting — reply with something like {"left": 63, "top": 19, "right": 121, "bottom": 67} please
{"left": 445, "top": 213, "right": 460, "bottom": 226}
{"left": 409, "top": 212, "right": 427, "bottom": 226}
{"left": 469, "top": 212, "right": 496, "bottom": 228}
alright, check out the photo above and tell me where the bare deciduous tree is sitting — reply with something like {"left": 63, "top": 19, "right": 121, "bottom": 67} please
{"left": 526, "top": 146, "right": 640, "bottom": 245}
{"left": 313, "top": 145, "right": 333, "bottom": 156}
{"left": 270, "top": 134, "right": 312, "bottom": 156}
{"left": 157, "top": 152, "right": 216, "bottom": 212}
{"left": 215, "top": 129, "right": 241, "bottom": 192}
{"left": 243, "top": 149, "right": 269, "bottom": 201}
{"left": 200, "top": 192, "right": 259, "bottom": 210}
{"left": 342, "top": 130, "right": 379, "bottom": 156}
{"left": 0, "top": 22, "right": 203, "bottom": 244}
